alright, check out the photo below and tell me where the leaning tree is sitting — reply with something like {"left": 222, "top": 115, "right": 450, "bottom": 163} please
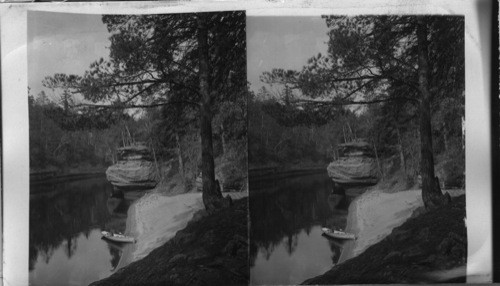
{"left": 261, "top": 16, "right": 464, "bottom": 210}
{"left": 43, "top": 11, "right": 247, "bottom": 213}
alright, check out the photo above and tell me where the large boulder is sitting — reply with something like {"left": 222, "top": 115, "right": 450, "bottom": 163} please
{"left": 106, "top": 143, "right": 158, "bottom": 190}
{"left": 327, "top": 141, "right": 379, "bottom": 186}
{"left": 117, "top": 145, "right": 153, "bottom": 161}
{"left": 106, "top": 161, "right": 158, "bottom": 190}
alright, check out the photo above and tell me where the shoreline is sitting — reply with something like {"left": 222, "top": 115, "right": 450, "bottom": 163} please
{"left": 337, "top": 191, "right": 361, "bottom": 264}
{"left": 30, "top": 171, "right": 106, "bottom": 188}
{"left": 91, "top": 191, "right": 249, "bottom": 285}
{"left": 338, "top": 188, "right": 465, "bottom": 264}
{"left": 129, "top": 191, "right": 204, "bottom": 261}
{"left": 114, "top": 200, "right": 138, "bottom": 271}
{"left": 303, "top": 190, "right": 467, "bottom": 284}
{"left": 113, "top": 190, "right": 248, "bottom": 272}
{"left": 248, "top": 166, "right": 327, "bottom": 182}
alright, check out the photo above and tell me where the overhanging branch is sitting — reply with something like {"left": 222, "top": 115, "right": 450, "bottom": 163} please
{"left": 72, "top": 100, "right": 200, "bottom": 110}
{"left": 293, "top": 96, "right": 419, "bottom": 106}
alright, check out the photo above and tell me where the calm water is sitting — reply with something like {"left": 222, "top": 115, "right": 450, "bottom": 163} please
{"left": 249, "top": 173, "right": 352, "bottom": 285}
{"left": 29, "top": 177, "right": 137, "bottom": 286}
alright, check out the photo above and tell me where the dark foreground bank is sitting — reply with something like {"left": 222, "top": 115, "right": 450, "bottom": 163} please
{"left": 303, "top": 195, "right": 467, "bottom": 284}
{"left": 90, "top": 198, "right": 248, "bottom": 286}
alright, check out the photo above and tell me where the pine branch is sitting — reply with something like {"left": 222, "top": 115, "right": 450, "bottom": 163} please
{"left": 71, "top": 100, "right": 200, "bottom": 110}
{"left": 293, "top": 96, "right": 419, "bottom": 106}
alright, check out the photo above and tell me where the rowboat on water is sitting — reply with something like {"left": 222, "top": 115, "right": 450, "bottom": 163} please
{"left": 321, "top": 227, "right": 356, "bottom": 240}
{"left": 101, "top": 231, "right": 136, "bottom": 243}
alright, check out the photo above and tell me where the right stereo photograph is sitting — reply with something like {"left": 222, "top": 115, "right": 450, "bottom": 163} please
{"left": 247, "top": 15, "right": 466, "bottom": 285}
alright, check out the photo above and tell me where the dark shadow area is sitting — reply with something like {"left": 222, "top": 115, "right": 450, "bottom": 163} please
{"left": 490, "top": 0, "right": 500, "bottom": 281}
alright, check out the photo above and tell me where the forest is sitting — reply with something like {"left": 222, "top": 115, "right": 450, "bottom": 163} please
{"left": 29, "top": 87, "right": 246, "bottom": 192}
{"left": 249, "top": 16, "right": 465, "bottom": 194}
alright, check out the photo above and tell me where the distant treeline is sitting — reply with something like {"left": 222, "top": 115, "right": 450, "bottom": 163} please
{"left": 29, "top": 93, "right": 124, "bottom": 172}
{"left": 29, "top": 89, "right": 247, "bottom": 190}
{"left": 248, "top": 88, "right": 464, "bottom": 187}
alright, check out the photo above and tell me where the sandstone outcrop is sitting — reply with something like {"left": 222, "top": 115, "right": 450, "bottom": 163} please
{"left": 106, "top": 143, "right": 158, "bottom": 190}
{"left": 327, "top": 141, "right": 379, "bottom": 186}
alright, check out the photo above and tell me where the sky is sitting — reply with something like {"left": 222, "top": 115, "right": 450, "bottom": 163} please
{"left": 27, "top": 12, "right": 330, "bottom": 101}
{"left": 28, "top": 11, "right": 110, "bottom": 100}
{"left": 246, "top": 16, "right": 330, "bottom": 94}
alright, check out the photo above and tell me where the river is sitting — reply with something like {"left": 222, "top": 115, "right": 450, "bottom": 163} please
{"left": 249, "top": 172, "right": 355, "bottom": 285}
{"left": 29, "top": 176, "right": 141, "bottom": 286}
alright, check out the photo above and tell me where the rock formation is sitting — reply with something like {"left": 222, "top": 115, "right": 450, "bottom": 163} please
{"left": 327, "top": 141, "right": 379, "bottom": 186}
{"left": 106, "top": 143, "right": 158, "bottom": 190}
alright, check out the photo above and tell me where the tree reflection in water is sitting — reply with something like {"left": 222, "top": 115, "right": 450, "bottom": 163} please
{"left": 249, "top": 173, "right": 353, "bottom": 267}
{"left": 29, "top": 177, "right": 132, "bottom": 274}
{"left": 106, "top": 241, "right": 124, "bottom": 270}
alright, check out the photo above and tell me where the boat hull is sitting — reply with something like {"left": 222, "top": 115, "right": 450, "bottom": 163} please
{"left": 101, "top": 231, "right": 135, "bottom": 243}
{"left": 321, "top": 227, "right": 356, "bottom": 240}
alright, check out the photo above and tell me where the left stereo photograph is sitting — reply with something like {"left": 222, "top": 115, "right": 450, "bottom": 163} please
{"left": 28, "top": 11, "right": 249, "bottom": 286}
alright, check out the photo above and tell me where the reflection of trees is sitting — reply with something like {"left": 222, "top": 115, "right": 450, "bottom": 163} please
{"left": 285, "top": 234, "right": 299, "bottom": 255}
{"left": 63, "top": 236, "right": 78, "bottom": 259}
{"left": 249, "top": 174, "right": 347, "bottom": 265}
{"left": 29, "top": 178, "right": 117, "bottom": 270}
{"left": 326, "top": 238, "right": 344, "bottom": 265}
{"left": 106, "top": 242, "right": 123, "bottom": 270}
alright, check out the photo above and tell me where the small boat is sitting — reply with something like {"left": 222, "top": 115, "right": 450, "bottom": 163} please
{"left": 101, "top": 231, "right": 136, "bottom": 243}
{"left": 321, "top": 227, "right": 356, "bottom": 240}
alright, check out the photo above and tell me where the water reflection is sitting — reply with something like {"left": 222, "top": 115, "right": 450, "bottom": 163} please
{"left": 29, "top": 177, "right": 135, "bottom": 286}
{"left": 249, "top": 173, "right": 352, "bottom": 285}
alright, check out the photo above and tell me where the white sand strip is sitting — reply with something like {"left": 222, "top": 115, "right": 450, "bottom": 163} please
{"left": 129, "top": 191, "right": 247, "bottom": 261}
{"left": 131, "top": 192, "right": 204, "bottom": 261}
{"left": 339, "top": 188, "right": 465, "bottom": 264}
{"left": 338, "top": 189, "right": 423, "bottom": 263}
{"left": 114, "top": 190, "right": 246, "bottom": 269}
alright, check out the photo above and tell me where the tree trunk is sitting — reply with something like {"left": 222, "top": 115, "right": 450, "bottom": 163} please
{"left": 125, "top": 124, "right": 133, "bottom": 145}
{"left": 220, "top": 123, "right": 226, "bottom": 155}
{"left": 417, "top": 18, "right": 450, "bottom": 209}
{"left": 396, "top": 128, "right": 406, "bottom": 174}
{"left": 346, "top": 122, "right": 354, "bottom": 141}
{"left": 151, "top": 143, "right": 161, "bottom": 181}
{"left": 442, "top": 123, "right": 449, "bottom": 152}
{"left": 174, "top": 132, "right": 186, "bottom": 184}
{"left": 372, "top": 138, "right": 383, "bottom": 179}
{"left": 197, "top": 14, "right": 228, "bottom": 213}
{"left": 261, "top": 114, "right": 264, "bottom": 146}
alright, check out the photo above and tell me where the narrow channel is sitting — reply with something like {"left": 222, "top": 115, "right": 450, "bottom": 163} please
{"left": 249, "top": 172, "right": 364, "bottom": 285}
{"left": 29, "top": 176, "right": 141, "bottom": 286}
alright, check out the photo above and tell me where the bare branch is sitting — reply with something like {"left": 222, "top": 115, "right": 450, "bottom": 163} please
{"left": 293, "top": 96, "right": 419, "bottom": 106}
{"left": 72, "top": 100, "right": 200, "bottom": 110}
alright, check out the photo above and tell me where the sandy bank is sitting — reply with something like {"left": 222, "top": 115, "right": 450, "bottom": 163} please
{"left": 339, "top": 188, "right": 464, "bottom": 263}
{"left": 91, "top": 197, "right": 249, "bottom": 286}
{"left": 303, "top": 193, "right": 467, "bottom": 284}
{"left": 117, "top": 190, "right": 248, "bottom": 268}
{"left": 131, "top": 192, "right": 205, "bottom": 261}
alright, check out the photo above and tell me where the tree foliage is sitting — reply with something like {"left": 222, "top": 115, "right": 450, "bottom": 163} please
{"left": 29, "top": 92, "right": 143, "bottom": 171}
{"left": 43, "top": 12, "right": 247, "bottom": 212}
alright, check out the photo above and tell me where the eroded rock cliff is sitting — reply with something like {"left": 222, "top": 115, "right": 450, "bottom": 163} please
{"left": 327, "top": 141, "right": 379, "bottom": 185}
{"left": 106, "top": 143, "right": 158, "bottom": 190}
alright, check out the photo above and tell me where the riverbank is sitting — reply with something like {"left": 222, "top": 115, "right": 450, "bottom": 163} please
{"left": 340, "top": 188, "right": 465, "bottom": 263}
{"left": 303, "top": 189, "right": 466, "bottom": 284}
{"left": 339, "top": 189, "right": 423, "bottom": 263}
{"left": 91, "top": 194, "right": 248, "bottom": 286}
{"left": 129, "top": 192, "right": 204, "bottom": 264}
{"left": 249, "top": 162, "right": 327, "bottom": 181}
{"left": 30, "top": 167, "right": 106, "bottom": 186}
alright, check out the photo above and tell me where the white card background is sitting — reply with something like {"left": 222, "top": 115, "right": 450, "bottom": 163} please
{"left": 1, "top": 0, "right": 493, "bottom": 284}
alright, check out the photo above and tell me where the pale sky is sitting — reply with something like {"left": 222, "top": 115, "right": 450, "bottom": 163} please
{"left": 28, "top": 11, "right": 110, "bottom": 100}
{"left": 28, "top": 13, "right": 330, "bottom": 100}
{"left": 246, "top": 16, "right": 329, "bottom": 94}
